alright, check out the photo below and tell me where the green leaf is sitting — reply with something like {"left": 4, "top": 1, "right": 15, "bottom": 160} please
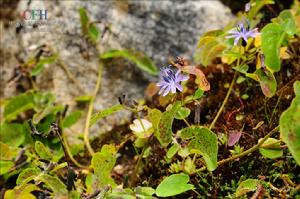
{"left": 174, "top": 107, "right": 191, "bottom": 120}
{"left": 194, "top": 31, "right": 226, "bottom": 66}
{"left": 259, "top": 138, "right": 283, "bottom": 159}
{"left": 31, "top": 63, "right": 45, "bottom": 77}
{"left": 179, "top": 126, "right": 218, "bottom": 171}
{"left": 4, "top": 184, "right": 40, "bottom": 199}
{"left": 254, "top": 67, "right": 277, "bottom": 98}
{"left": 37, "top": 174, "right": 68, "bottom": 197}
{"left": 277, "top": 10, "right": 297, "bottom": 35}
{"left": 101, "top": 49, "right": 158, "bottom": 75}
{"left": 3, "top": 92, "right": 35, "bottom": 121}
{"left": 148, "top": 108, "right": 162, "bottom": 143}
{"left": 235, "top": 179, "right": 259, "bottom": 197}
{"left": 30, "top": 56, "right": 57, "bottom": 77}
{"left": 75, "top": 95, "right": 92, "bottom": 103}
{"left": 193, "top": 88, "right": 204, "bottom": 100}
{"left": 88, "top": 24, "right": 99, "bottom": 43}
{"left": 16, "top": 167, "right": 41, "bottom": 185}
{"left": 0, "top": 160, "right": 14, "bottom": 175}
{"left": 90, "top": 104, "right": 124, "bottom": 127}
{"left": 155, "top": 173, "right": 194, "bottom": 197}
{"left": 0, "top": 142, "right": 19, "bottom": 161}
{"left": 62, "top": 110, "right": 82, "bottom": 128}
{"left": 233, "top": 64, "right": 249, "bottom": 74}
{"left": 261, "top": 23, "right": 284, "bottom": 72}
{"left": 32, "top": 105, "right": 64, "bottom": 124}
{"left": 0, "top": 123, "right": 25, "bottom": 147}
{"left": 136, "top": 187, "right": 155, "bottom": 197}
{"left": 35, "top": 141, "right": 52, "bottom": 161}
{"left": 79, "top": 7, "right": 89, "bottom": 34}
{"left": 91, "top": 144, "right": 117, "bottom": 188}
{"left": 166, "top": 144, "right": 180, "bottom": 159}
{"left": 280, "top": 81, "right": 300, "bottom": 165}
{"left": 158, "top": 102, "right": 182, "bottom": 146}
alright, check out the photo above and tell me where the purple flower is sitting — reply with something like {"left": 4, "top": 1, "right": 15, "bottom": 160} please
{"left": 226, "top": 22, "right": 259, "bottom": 46}
{"left": 245, "top": 3, "right": 251, "bottom": 12}
{"left": 156, "top": 67, "right": 189, "bottom": 96}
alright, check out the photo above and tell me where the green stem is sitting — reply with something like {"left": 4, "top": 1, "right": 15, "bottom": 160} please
{"left": 62, "top": 133, "right": 90, "bottom": 169}
{"left": 209, "top": 71, "right": 238, "bottom": 130}
{"left": 196, "top": 126, "right": 279, "bottom": 173}
{"left": 83, "top": 62, "right": 103, "bottom": 156}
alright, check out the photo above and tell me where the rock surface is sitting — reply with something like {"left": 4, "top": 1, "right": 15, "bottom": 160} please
{"left": 0, "top": 0, "right": 232, "bottom": 135}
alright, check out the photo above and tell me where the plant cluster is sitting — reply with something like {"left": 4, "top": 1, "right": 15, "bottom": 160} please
{"left": 1, "top": 0, "right": 300, "bottom": 198}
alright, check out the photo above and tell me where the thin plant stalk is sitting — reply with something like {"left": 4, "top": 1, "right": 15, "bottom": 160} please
{"left": 209, "top": 56, "right": 240, "bottom": 130}
{"left": 83, "top": 62, "right": 104, "bottom": 156}
{"left": 196, "top": 125, "right": 279, "bottom": 173}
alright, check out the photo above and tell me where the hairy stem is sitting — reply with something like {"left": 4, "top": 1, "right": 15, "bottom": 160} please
{"left": 196, "top": 126, "right": 279, "bottom": 173}
{"left": 83, "top": 62, "right": 104, "bottom": 156}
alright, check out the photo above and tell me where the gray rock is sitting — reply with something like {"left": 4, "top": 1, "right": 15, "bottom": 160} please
{"left": 0, "top": 0, "right": 232, "bottom": 136}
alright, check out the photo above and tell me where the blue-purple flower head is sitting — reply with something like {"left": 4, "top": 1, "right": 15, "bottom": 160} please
{"left": 156, "top": 67, "right": 189, "bottom": 96}
{"left": 226, "top": 21, "right": 260, "bottom": 46}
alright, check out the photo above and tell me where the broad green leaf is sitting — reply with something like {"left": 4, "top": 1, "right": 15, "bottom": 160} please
{"left": 261, "top": 23, "right": 284, "bottom": 72}
{"left": 259, "top": 138, "right": 283, "bottom": 159}
{"left": 254, "top": 68, "right": 277, "bottom": 98}
{"left": 277, "top": 10, "right": 297, "bottom": 35}
{"left": 90, "top": 104, "right": 124, "bottom": 127}
{"left": 16, "top": 167, "right": 41, "bottom": 185}
{"left": 36, "top": 114, "right": 56, "bottom": 134}
{"left": 37, "top": 174, "right": 68, "bottom": 197}
{"left": 79, "top": 7, "right": 89, "bottom": 34}
{"left": 62, "top": 110, "right": 83, "bottom": 128}
{"left": 35, "top": 141, "right": 52, "bottom": 161}
{"left": 148, "top": 109, "right": 162, "bottom": 143}
{"left": 174, "top": 107, "right": 191, "bottom": 120}
{"left": 3, "top": 92, "right": 35, "bottom": 121}
{"left": 4, "top": 184, "right": 40, "bottom": 199}
{"left": 0, "top": 123, "right": 25, "bottom": 147}
{"left": 235, "top": 179, "right": 259, "bottom": 197}
{"left": 280, "top": 81, "right": 300, "bottom": 165}
{"left": 155, "top": 173, "right": 194, "bottom": 197}
{"left": 166, "top": 144, "right": 180, "bottom": 159}
{"left": 101, "top": 49, "right": 158, "bottom": 75}
{"left": 91, "top": 144, "right": 117, "bottom": 188}
{"left": 180, "top": 126, "right": 218, "bottom": 171}
{"left": 158, "top": 102, "right": 181, "bottom": 146}
{"left": 0, "top": 142, "right": 19, "bottom": 160}
{"left": 0, "top": 160, "right": 14, "bottom": 175}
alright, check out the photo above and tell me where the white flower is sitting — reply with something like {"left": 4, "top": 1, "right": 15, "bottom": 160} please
{"left": 129, "top": 119, "right": 153, "bottom": 138}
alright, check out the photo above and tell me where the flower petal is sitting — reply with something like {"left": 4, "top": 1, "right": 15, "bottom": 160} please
{"left": 162, "top": 86, "right": 171, "bottom": 96}
{"left": 234, "top": 37, "right": 240, "bottom": 46}
{"left": 175, "top": 82, "right": 183, "bottom": 91}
